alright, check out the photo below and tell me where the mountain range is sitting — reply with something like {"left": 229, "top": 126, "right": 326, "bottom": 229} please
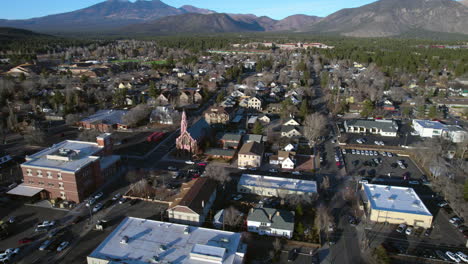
{"left": 0, "top": 0, "right": 467, "bottom": 37}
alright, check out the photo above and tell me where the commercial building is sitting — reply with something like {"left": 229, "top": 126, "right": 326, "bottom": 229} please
{"left": 237, "top": 174, "right": 317, "bottom": 197}
{"left": 361, "top": 184, "right": 433, "bottom": 228}
{"left": 10, "top": 134, "right": 120, "bottom": 203}
{"left": 344, "top": 119, "right": 399, "bottom": 137}
{"left": 247, "top": 207, "right": 295, "bottom": 239}
{"left": 237, "top": 141, "right": 264, "bottom": 168}
{"left": 167, "top": 178, "right": 217, "bottom": 226}
{"left": 87, "top": 217, "right": 246, "bottom": 264}
{"left": 412, "top": 119, "right": 467, "bottom": 143}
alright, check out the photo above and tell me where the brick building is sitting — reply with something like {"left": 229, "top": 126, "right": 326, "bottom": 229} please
{"left": 11, "top": 134, "right": 120, "bottom": 203}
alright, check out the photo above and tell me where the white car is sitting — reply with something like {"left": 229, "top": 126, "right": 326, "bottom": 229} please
{"left": 387, "top": 152, "right": 393, "bottom": 157}
{"left": 357, "top": 150, "right": 361, "bottom": 155}
{"left": 93, "top": 203, "right": 103, "bottom": 213}
{"left": 456, "top": 252, "right": 468, "bottom": 263}
{"left": 86, "top": 197, "right": 96, "bottom": 207}
{"left": 396, "top": 224, "right": 407, "bottom": 233}
{"left": 94, "top": 192, "right": 104, "bottom": 200}
{"left": 446, "top": 251, "right": 461, "bottom": 263}
{"left": 351, "top": 149, "right": 356, "bottom": 154}
{"left": 57, "top": 241, "right": 70, "bottom": 252}
{"left": 292, "top": 171, "right": 302, "bottom": 175}
{"left": 405, "top": 226, "right": 413, "bottom": 235}
{"left": 238, "top": 166, "right": 247, "bottom": 170}
{"left": 112, "top": 193, "right": 122, "bottom": 201}
{"left": 341, "top": 149, "right": 346, "bottom": 155}
{"left": 0, "top": 253, "right": 10, "bottom": 263}
{"left": 185, "top": 160, "right": 195, "bottom": 165}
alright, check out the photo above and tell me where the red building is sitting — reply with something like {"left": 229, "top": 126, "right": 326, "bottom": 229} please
{"left": 11, "top": 134, "right": 120, "bottom": 203}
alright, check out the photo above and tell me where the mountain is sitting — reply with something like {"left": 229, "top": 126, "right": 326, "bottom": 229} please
{"left": 306, "top": 0, "right": 468, "bottom": 37}
{"left": 121, "top": 13, "right": 265, "bottom": 34}
{"left": 228, "top": 14, "right": 277, "bottom": 31}
{"left": 272, "top": 15, "right": 321, "bottom": 31}
{"left": 0, "top": 0, "right": 212, "bottom": 32}
{"left": 459, "top": 0, "right": 468, "bottom": 7}
{"left": 179, "top": 5, "right": 216, "bottom": 14}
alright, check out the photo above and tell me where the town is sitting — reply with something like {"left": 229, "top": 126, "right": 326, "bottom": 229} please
{"left": 0, "top": 2, "right": 467, "bottom": 262}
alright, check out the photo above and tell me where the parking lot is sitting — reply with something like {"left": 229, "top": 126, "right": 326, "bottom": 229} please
{"left": 342, "top": 149, "right": 423, "bottom": 181}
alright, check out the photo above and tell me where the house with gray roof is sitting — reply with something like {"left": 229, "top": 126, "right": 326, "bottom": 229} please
{"left": 344, "top": 119, "right": 399, "bottom": 137}
{"left": 247, "top": 207, "right": 295, "bottom": 239}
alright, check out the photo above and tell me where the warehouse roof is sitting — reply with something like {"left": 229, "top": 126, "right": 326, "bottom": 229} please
{"left": 362, "top": 184, "right": 432, "bottom": 216}
{"left": 239, "top": 174, "right": 317, "bottom": 194}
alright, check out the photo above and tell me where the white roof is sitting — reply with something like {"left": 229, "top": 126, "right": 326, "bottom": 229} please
{"left": 88, "top": 217, "right": 244, "bottom": 264}
{"left": 413, "top": 119, "right": 445, "bottom": 130}
{"left": 363, "top": 184, "right": 432, "bottom": 216}
{"left": 239, "top": 174, "right": 317, "bottom": 194}
{"left": 23, "top": 140, "right": 102, "bottom": 172}
{"left": 7, "top": 183, "right": 44, "bottom": 197}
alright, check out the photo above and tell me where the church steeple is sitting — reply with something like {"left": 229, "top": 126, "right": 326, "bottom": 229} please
{"left": 180, "top": 110, "right": 187, "bottom": 133}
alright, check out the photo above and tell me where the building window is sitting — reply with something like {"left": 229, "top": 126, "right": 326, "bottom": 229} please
{"left": 47, "top": 171, "right": 52, "bottom": 178}
{"left": 27, "top": 169, "right": 32, "bottom": 176}
{"left": 38, "top": 181, "right": 44, "bottom": 186}
{"left": 59, "top": 182, "right": 64, "bottom": 190}
{"left": 48, "top": 183, "right": 54, "bottom": 187}
{"left": 28, "top": 180, "right": 34, "bottom": 184}
{"left": 57, "top": 173, "right": 62, "bottom": 180}
{"left": 37, "top": 170, "right": 43, "bottom": 177}
{"left": 60, "top": 192, "right": 66, "bottom": 199}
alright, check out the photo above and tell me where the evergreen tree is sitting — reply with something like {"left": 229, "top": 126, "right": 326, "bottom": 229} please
{"left": 253, "top": 121, "right": 264, "bottom": 135}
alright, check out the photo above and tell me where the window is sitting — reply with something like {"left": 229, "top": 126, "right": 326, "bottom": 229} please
{"left": 48, "top": 183, "right": 54, "bottom": 187}
{"left": 57, "top": 173, "right": 62, "bottom": 180}
{"left": 59, "top": 182, "right": 64, "bottom": 190}
{"left": 60, "top": 192, "right": 66, "bottom": 199}
{"left": 37, "top": 170, "right": 43, "bottom": 177}
{"left": 38, "top": 181, "right": 44, "bottom": 186}
{"left": 47, "top": 171, "right": 52, "bottom": 178}
{"left": 28, "top": 180, "right": 34, "bottom": 184}
{"left": 27, "top": 169, "right": 32, "bottom": 176}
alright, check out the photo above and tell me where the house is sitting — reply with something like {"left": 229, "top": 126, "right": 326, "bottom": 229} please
{"left": 118, "top": 82, "right": 133, "bottom": 90}
{"left": 281, "top": 126, "right": 303, "bottom": 138}
{"left": 155, "top": 93, "right": 170, "bottom": 105}
{"left": 267, "top": 103, "right": 282, "bottom": 114}
{"left": 269, "top": 151, "right": 296, "bottom": 170}
{"left": 179, "top": 92, "right": 191, "bottom": 105}
{"left": 205, "top": 148, "right": 236, "bottom": 160}
{"left": 150, "top": 105, "right": 179, "bottom": 125}
{"left": 247, "top": 207, "right": 295, "bottom": 239}
{"left": 247, "top": 97, "right": 263, "bottom": 111}
{"left": 204, "top": 106, "right": 233, "bottom": 125}
{"left": 9, "top": 134, "right": 120, "bottom": 203}
{"left": 78, "top": 110, "right": 129, "bottom": 132}
{"left": 258, "top": 114, "right": 271, "bottom": 124}
{"left": 361, "top": 184, "right": 433, "bottom": 228}
{"left": 284, "top": 144, "right": 296, "bottom": 152}
{"left": 243, "top": 134, "right": 265, "bottom": 143}
{"left": 219, "top": 133, "right": 242, "bottom": 149}
{"left": 283, "top": 118, "right": 301, "bottom": 126}
{"left": 344, "top": 119, "right": 399, "bottom": 137}
{"left": 167, "top": 177, "right": 217, "bottom": 226}
{"left": 237, "top": 174, "right": 318, "bottom": 197}
{"left": 238, "top": 141, "right": 264, "bottom": 168}
{"left": 87, "top": 217, "right": 246, "bottom": 264}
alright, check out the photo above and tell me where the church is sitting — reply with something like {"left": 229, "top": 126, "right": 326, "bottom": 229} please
{"left": 176, "top": 111, "right": 210, "bottom": 155}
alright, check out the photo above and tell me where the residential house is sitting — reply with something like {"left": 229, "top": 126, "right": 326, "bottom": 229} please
{"left": 9, "top": 134, "right": 120, "bottom": 203}
{"left": 118, "top": 82, "right": 133, "bottom": 90}
{"left": 382, "top": 100, "right": 396, "bottom": 111}
{"left": 284, "top": 144, "right": 296, "bottom": 152}
{"left": 205, "top": 148, "right": 236, "bottom": 160}
{"left": 167, "top": 177, "right": 217, "bottom": 226}
{"left": 238, "top": 141, "right": 264, "bottom": 168}
{"left": 243, "top": 134, "right": 265, "bottom": 143}
{"left": 155, "top": 93, "right": 170, "bottom": 106}
{"left": 247, "top": 207, "right": 295, "bottom": 239}
{"left": 150, "top": 105, "right": 179, "bottom": 125}
{"left": 258, "top": 114, "right": 271, "bottom": 125}
{"left": 204, "top": 106, "right": 233, "bottom": 125}
{"left": 281, "top": 126, "right": 303, "bottom": 138}
{"left": 219, "top": 133, "right": 242, "bottom": 149}
{"left": 283, "top": 118, "right": 301, "bottom": 126}
{"left": 247, "top": 96, "right": 263, "bottom": 111}
{"left": 269, "top": 151, "right": 296, "bottom": 170}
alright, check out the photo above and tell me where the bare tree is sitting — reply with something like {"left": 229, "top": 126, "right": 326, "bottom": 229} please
{"left": 122, "top": 104, "right": 152, "bottom": 127}
{"left": 223, "top": 206, "right": 243, "bottom": 230}
{"left": 303, "top": 113, "right": 327, "bottom": 143}
{"left": 205, "top": 164, "right": 231, "bottom": 187}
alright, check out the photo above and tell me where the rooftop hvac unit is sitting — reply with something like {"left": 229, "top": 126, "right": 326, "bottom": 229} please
{"left": 220, "top": 237, "right": 230, "bottom": 243}
{"left": 184, "top": 226, "right": 190, "bottom": 235}
{"left": 121, "top": 236, "right": 129, "bottom": 244}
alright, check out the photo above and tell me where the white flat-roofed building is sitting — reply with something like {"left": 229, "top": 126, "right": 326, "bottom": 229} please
{"left": 237, "top": 174, "right": 317, "bottom": 197}
{"left": 361, "top": 184, "right": 433, "bottom": 228}
{"left": 87, "top": 217, "right": 246, "bottom": 264}
{"left": 412, "top": 119, "right": 445, "bottom": 138}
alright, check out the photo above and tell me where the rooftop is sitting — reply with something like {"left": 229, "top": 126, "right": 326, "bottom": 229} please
{"left": 362, "top": 184, "right": 432, "bottom": 216}
{"left": 239, "top": 174, "right": 317, "bottom": 194}
{"left": 219, "top": 133, "right": 242, "bottom": 142}
{"left": 345, "top": 119, "right": 399, "bottom": 133}
{"left": 248, "top": 207, "right": 295, "bottom": 231}
{"left": 23, "top": 140, "right": 102, "bottom": 172}
{"left": 169, "top": 178, "right": 218, "bottom": 215}
{"left": 238, "top": 141, "right": 264, "bottom": 156}
{"left": 88, "top": 217, "right": 244, "bottom": 264}
{"left": 413, "top": 119, "right": 446, "bottom": 130}
{"left": 80, "top": 109, "right": 128, "bottom": 125}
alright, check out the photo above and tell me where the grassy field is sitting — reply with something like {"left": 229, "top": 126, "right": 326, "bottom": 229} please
{"left": 111, "top": 59, "right": 167, "bottom": 65}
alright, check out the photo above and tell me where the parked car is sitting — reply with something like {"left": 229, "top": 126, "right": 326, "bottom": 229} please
{"left": 233, "top": 194, "right": 242, "bottom": 201}
{"left": 18, "top": 237, "right": 33, "bottom": 245}
{"left": 48, "top": 229, "right": 60, "bottom": 238}
{"left": 185, "top": 160, "right": 195, "bottom": 165}
{"left": 118, "top": 197, "right": 128, "bottom": 204}
{"left": 86, "top": 197, "right": 96, "bottom": 207}
{"left": 269, "top": 169, "right": 278, "bottom": 173}
{"left": 197, "top": 162, "right": 207, "bottom": 166}
{"left": 446, "top": 251, "right": 461, "bottom": 263}
{"left": 8, "top": 216, "right": 16, "bottom": 224}
{"left": 396, "top": 224, "right": 406, "bottom": 233}
{"left": 238, "top": 166, "right": 247, "bottom": 170}
{"left": 39, "top": 240, "right": 52, "bottom": 251}
{"left": 424, "top": 228, "right": 432, "bottom": 237}
{"left": 57, "top": 241, "right": 70, "bottom": 252}
{"left": 92, "top": 203, "right": 103, "bottom": 213}
{"left": 292, "top": 171, "right": 302, "bottom": 175}
{"left": 405, "top": 226, "right": 413, "bottom": 235}
{"left": 450, "top": 217, "right": 462, "bottom": 224}
{"left": 456, "top": 252, "right": 468, "bottom": 262}
{"left": 437, "top": 201, "right": 448, "bottom": 207}
{"left": 94, "top": 192, "right": 104, "bottom": 200}
{"left": 112, "top": 193, "right": 122, "bottom": 201}
{"left": 435, "top": 250, "right": 449, "bottom": 261}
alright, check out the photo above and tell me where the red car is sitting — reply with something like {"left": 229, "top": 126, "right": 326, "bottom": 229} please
{"left": 192, "top": 174, "right": 200, "bottom": 180}
{"left": 18, "top": 237, "right": 33, "bottom": 244}
{"left": 197, "top": 162, "right": 207, "bottom": 166}
{"left": 336, "top": 161, "right": 342, "bottom": 167}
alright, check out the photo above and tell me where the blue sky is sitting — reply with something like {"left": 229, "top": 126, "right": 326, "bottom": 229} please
{"left": 1, "top": 0, "right": 377, "bottom": 20}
